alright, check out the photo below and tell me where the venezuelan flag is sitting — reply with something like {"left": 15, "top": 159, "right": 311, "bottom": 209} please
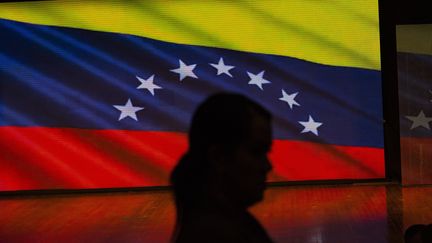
{"left": 0, "top": 0, "right": 384, "bottom": 191}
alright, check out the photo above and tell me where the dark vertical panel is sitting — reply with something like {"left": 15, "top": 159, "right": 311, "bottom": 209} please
{"left": 379, "top": 0, "right": 401, "bottom": 182}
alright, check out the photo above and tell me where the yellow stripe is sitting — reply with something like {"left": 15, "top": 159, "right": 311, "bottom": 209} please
{"left": 0, "top": 0, "right": 380, "bottom": 70}
{"left": 397, "top": 24, "right": 432, "bottom": 56}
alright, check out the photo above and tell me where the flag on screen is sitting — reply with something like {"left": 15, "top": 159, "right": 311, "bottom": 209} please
{"left": 0, "top": 1, "right": 384, "bottom": 191}
{"left": 398, "top": 52, "right": 432, "bottom": 137}
{"left": 397, "top": 24, "right": 432, "bottom": 184}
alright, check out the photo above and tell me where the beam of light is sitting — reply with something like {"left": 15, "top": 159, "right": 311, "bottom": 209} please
{"left": 1, "top": 20, "right": 189, "bottom": 126}
{"left": 1, "top": 107, "right": 174, "bottom": 187}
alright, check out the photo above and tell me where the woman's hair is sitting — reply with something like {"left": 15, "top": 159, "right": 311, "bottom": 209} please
{"left": 188, "top": 92, "right": 271, "bottom": 154}
{"left": 421, "top": 224, "right": 432, "bottom": 242}
{"left": 404, "top": 224, "right": 426, "bottom": 241}
{"left": 171, "top": 92, "right": 271, "bottom": 207}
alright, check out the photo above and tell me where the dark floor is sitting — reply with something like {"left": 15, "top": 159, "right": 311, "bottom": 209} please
{"left": 1, "top": 184, "right": 431, "bottom": 243}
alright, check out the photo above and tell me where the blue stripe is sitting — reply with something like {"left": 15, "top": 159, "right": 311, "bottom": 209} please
{"left": 0, "top": 19, "right": 384, "bottom": 147}
{"left": 398, "top": 52, "right": 432, "bottom": 137}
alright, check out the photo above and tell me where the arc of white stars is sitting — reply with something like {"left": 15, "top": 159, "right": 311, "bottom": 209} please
{"left": 136, "top": 75, "right": 162, "bottom": 96}
{"left": 299, "top": 115, "right": 323, "bottom": 136}
{"left": 113, "top": 99, "right": 144, "bottom": 121}
{"left": 279, "top": 89, "right": 300, "bottom": 109}
{"left": 209, "top": 57, "right": 235, "bottom": 77}
{"left": 247, "top": 70, "right": 271, "bottom": 90}
{"left": 405, "top": 110, "right": 432, "bottom": 130}
{"left": 170, "top": 59, "right": 198, "bottom": 81}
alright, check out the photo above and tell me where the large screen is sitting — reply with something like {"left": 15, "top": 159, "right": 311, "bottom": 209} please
{"left": 0, "top": 1, "right": 384, "bottom": 191}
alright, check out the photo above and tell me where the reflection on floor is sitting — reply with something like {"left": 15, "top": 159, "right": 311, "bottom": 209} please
{"left": 1, "top": 184, "right": 431, "bottom": 243}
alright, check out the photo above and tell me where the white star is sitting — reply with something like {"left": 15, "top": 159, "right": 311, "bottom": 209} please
{"left": 405, "top": 110, "right": 432, "bottom": 130}
{"left": 247, "top": 70, "right": 271, "bottom": 90}
{"left": 209, "top": 57, "right": 235, "bottom": 77}
{"left": 136, "top": 75, "right": 162, "bottom": 96}
{"left": 113, "top": 99, "right": 144, "bottom": 121}
{"left": 299, "top": 115, "right": 323, "bottom": 136}
{"left": 279, "top": 89, "right": 300, "bottom": 109}
{"left": 170, "top": 59, "right": 198, "bottom": 81}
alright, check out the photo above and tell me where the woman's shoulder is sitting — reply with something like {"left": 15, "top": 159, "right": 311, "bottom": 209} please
{"left": 175, "top": 210, "right": 273, "bottom": 243}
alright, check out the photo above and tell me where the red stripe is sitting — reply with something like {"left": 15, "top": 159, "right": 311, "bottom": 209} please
{"left": 0, "top": 127, "right": 384, "bottom": 191}
{"left": 269, "top": 140, "right": 384, "bottom": 181}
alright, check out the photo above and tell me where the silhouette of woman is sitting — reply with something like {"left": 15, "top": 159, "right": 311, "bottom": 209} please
{"left": 171, "top": 93, "right": 273, "bottom": 243}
